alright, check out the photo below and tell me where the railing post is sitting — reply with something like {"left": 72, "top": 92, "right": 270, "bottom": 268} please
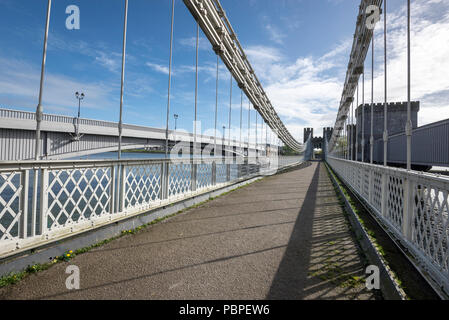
{"left": 110, "top": 165, "right": 116, "bottom": 214}
{"left": 161, "top": 162, "right": 169, "bottom": 200}
{"left": 212, "top": 161, "right": 216, "bottom": 186}
{"left": 31, "top": 169, "right": 39, "bottom": 237}
{"left": 191, "top": 160, "right": 197, "bottom": 192}
{"left": 39, "top": 168, "right": 48, "bottom": 236}
{"left": 119, "top": 164, "right": 126, "bottom": 213}
{"left": 226, "top": 162, "right": 230, "bottom": 182}
{"left": 402, "top": 177, "right": 413, "bottom": 241}
{"left": 369, "top": 169, "right": 373, "bottom": 204}
{"left": 19, "top": 170, "right": 29, "bottom": 239}
{"left": 381, "top": 172, "right": 388, "bottom": 218}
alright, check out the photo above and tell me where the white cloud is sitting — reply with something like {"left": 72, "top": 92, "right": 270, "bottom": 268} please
{"left": 245, "top": 43, "right": 347, "bottom": 141}
{"left": 48, "top": 33, "right": 123, "bottom": 73}
{"left": 245, "top": 46, "right": 283, "bottom": 65}
{"left": 179, "top": 36, "right": 211, "bottom": 51}
{"left": 146, "top": 62, "right": 170, "bottom": 75}
{"left": 265, "top": 24, "right": 286, "bottom": 45}
{"left": 0, "top": 56, "right": 117, "bottom": 116}
{"left": 367, "top": 0, "right": 449, "bottom": 126}
{"left": 95, "top": 52, "right": 121, "bottom": 73}
{"left": 245, "top": 0, "right": 449, "bottom": 142}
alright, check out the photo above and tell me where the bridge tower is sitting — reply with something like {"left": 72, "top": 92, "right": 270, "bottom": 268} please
{"left": 323, "top": 127, "right": 333, "bottom": 142}
{"left": 304, "top": 128, "right": 313, "bottom": 143}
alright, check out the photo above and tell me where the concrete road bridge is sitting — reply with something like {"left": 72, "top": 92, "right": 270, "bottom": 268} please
{"left": 0, "top": 108, "right": 267, "bottom": 161}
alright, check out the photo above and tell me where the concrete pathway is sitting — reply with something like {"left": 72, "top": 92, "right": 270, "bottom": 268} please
{"left": 0, "top": 162, "right": 376, "bottom": 300}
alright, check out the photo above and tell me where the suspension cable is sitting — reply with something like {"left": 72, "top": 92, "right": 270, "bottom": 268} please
{"left": 370, "top": 33, "right": 374, "bottom": 164}
{"left": 228, "top": 74, "right": 232, "bottom": 146}
{"left": 240, "top": 89, "right": 243, "bottom": 149}
{"left": 356, "top": 81, "right": 359, "bottom": 161}
{"left": 215, "top": 55, "right": 218, "bottom": 156}
{"left": 247, "top": 100, "right": 251, "bottom": 152}
{"left": 406, "top": 0, "right": 412, "bottom": 170}
{"left": 165, "top": 0, "right": 175, "bottom": 159}
{"left": 35, "top": 0, "right": 52, "bottom": 160}
{"left": 383, "top": 0, "right": 388, "bottom": 166}
{"left": 118, "top": 0, "right": 129, "bottom": 160}
{"left": 351, "top": 100, "right": 354, "bottom": 160}
{"left": 194, "top": 21, "right": 199, "bottom": 151}
{"left": 362, "top": 70, "right": 365, "bottom": 162}
{"left": 255, "top": 110, "right": 258, "bottom": 154}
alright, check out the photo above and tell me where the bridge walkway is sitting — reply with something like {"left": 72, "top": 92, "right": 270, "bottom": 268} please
{"left": 0, "top": 162, "right": 377, "bottom": 300}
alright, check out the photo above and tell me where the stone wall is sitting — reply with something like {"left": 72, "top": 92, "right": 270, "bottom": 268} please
{"left": 355, "top": 101, "right": 419, "bottom": 162}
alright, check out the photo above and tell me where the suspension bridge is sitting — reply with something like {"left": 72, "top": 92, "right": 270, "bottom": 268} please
{"left": 0, "top": 0, "right": 448, "bottom": 300}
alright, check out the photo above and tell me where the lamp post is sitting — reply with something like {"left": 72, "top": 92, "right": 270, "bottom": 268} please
{"left": 173, "top": 113, "right": 178, "bottom": 131}
{"left": 75, "top": 91, "right": 84, "bottom": 138}
{"left": 222, "top": 125, "right": 226, "bottom": 143}
{"left": 75, "top": 92, "right": 84, "bottom": 118}
{"left": 173, "top": 113, "right": 178, "bottom": 145}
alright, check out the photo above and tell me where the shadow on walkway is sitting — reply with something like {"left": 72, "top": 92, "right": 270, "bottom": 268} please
{"left": 267, "top": 163, "right": 376, "bottom": 300}
{"left": 266, "top": 163, "right": 320, "bottom": 299}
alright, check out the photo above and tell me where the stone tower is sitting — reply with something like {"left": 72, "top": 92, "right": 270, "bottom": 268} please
{"left": 323, "top": 127, "right": 333, "bottom": 142}
{"left": 304, "top": 128, "right": 313, "bottom": 143}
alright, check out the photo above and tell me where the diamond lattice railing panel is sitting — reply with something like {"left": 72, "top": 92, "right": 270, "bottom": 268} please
{"left": 386, "top": 174, "right": 404, "bottom": 231}
{"left": 344, "top": 163, "right": 350, "bottom": 183}
{"left": 346, "top": 164, "right": 353, "bottom": 186}
{"left": 230, "top": 164, "right": 239, "bottom": 181}
{"left": 216, "top": 163, "right": 227, "bottom": 184}
{"left": 413, "top": 184, "right": 449, "bottom": 275}
{"left": 169, "top": 163, "right": 192, "bottom": 197}
{"left": 238, "top": 163, "right": 250, "bottom": 178}
{"left": 248, "top": 163, "right": 259, "bottom": 175}
{"left": 355, "top": 166, "right": 362, "bottom": 194}
{"left": 351, "top": 166, "right": 357, "bottom": 188}
{"left": 47, "top": 167, "right": 112, "bottom": 231}
{"left": 125, "top": 164, "right": 162, "bottom": 211}
{"left": 0, "top": 171, "right": 21, "bottom": 241}
{"left": 196, "top": 163, "right": 212, "bottom": 191}
{"left": 372, "top": 171, "right": 383, "bottom": 213}
{"left": 362, "top": 168, "right": 370, "bottom": 200}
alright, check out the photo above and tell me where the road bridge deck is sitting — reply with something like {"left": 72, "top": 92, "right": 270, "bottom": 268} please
{"left": 0, "top": 162, "right": 376, "bottom": 300}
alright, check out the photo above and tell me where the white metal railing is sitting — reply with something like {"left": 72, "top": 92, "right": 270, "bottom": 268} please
{"left": 0, "top": 156, "right": 302, "bottom": 258}
{"left": 0, "top": 107, "right": 117, "bottom": 128}
{"left": 327, "top": 156, "right": 449, "bottom": 294}
{"left": 278, "top": 155, "right": 304, "bottom": 167}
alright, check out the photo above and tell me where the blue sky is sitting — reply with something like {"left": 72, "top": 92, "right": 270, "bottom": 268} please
{"left": 0, "top": 0, "right": 448, "bottom": 143}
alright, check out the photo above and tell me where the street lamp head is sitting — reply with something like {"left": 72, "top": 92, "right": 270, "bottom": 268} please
{"left": 75, "top": 92, "right": 84, "bottom": 100}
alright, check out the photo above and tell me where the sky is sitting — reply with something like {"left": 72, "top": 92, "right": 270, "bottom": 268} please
{"left": 0, "top": 0, "right": 448, "bottom": 144}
